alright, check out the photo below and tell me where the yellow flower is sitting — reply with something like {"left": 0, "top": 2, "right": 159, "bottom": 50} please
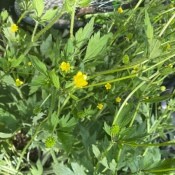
{"left": 131, "top": 65, "right": 140, "bottom": 74}
{"left": 168, "top": 63, "right": 173, "bottom": 68}
{"left": 11, "top": 24, "right": 18, "bottom": 33}
{"left": 97, "top": 103, "right": 104, "bottom": 110}
{"left": 15, "top": 78, "right": 24, "bottom": 87}
{"left": 160, "top": 86, "right": 166, "bottom": 92}
{"left": 28, "top": 62, "right": 32, "bottom": 66}
{"left": 105, "top": 83, "right": 112, "bottom": 90}
{"left": 118, "top": 7, "right": 123, "bottom": 14}
{"left": 116, "top": 97, "right": 121, "bottom": 103}
{"left": 166, "top": 43, "right": 171, "bottom": 50}
{"left": 60, "top": 62, "right": 71, "bottom": 72}
{"left": 73, "top": 71, "right": 88, "bottom": 88}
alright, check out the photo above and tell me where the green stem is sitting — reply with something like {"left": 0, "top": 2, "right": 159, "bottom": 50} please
{"left": 70, "top": 0, "right": 78, "bottom": 38}
{"left": 48, "top": 88, "right": 57, "bottom": 118}
{"left": 113, "top": 72, "right": 159, "bottom": 125}
{"left": 15, "top": 116, "right": 48, "bottom": 171}
{"left": 86, "top": 74, "right": 137, "bottom": 88}
{"left": 120, "top": 140, "right": 175, "bottom": 147}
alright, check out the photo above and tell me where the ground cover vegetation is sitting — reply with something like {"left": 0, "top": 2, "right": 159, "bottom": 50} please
{"left": 0, "top": 0, "right": 175, "bottom": 174}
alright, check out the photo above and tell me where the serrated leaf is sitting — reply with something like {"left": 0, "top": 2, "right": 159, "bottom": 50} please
{"left": 29, "top": 55, "right": 47, "bottom": 75}
{"left": 30, "top": 75, "right": 47, "bottom": 86}
{"left": 92, "top": 144, "right": 100, "bottom": 158}
{"left": 49, "top": 69, "right": 60, "bottom": 89}
{"left": 40, "top": 34, "right": 53, "bottom": 56}
{"left": 30, "top": 160, "right": 43, "bottom": 175}
{"left": 75, "top": 17, "right": 94, "bottom": 49}
{"left": 84, "top": 32, "right": 112, "bottom": 63}
{"left": 149, "top": 39, "right": 161, "bottom": 59}
{"left": 57, "top": 132, "right": 74, "bottom": 152}
{"left": 52, "top": 163, "right": 74, "bottom": 175}
{"left": 33, "top": 0, "right": 44, "bottom": 17}
{"left": 11, "top": 55, "right": 25, "bottom": 68}
{"left": 71, "top": 162, "right": 86, "bottom": 175}
{"left": 40, "top": 8, "right": 58, "bottom": 22}
{"left": 100, "top": 157, "right": 109, "bottom": 169}
{"left": 51, "top": 112, "right": 59, "bottom": 127}
{"left": 59, "top": 115, "right": 77, "bottom": 128}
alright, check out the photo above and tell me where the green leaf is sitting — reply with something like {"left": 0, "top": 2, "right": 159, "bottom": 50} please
{"left": 71, "top": 162, "right": 86, "bottom": 175}
{"left": 40, "top": 34, "right": 53, "bottom": 56}
{"left": 0, "top": 132, "right": 13, "bottom": 138}
{"left": 100, "top": 157, "right": 109, "bottom": 169}
{"left": 59, "top": 115, "right": 77, "bottom": 129}
{"left": 84, "top": 32, "right": 112, "bottom": 63}
{"left": 78, "top": 0, "right": 91, "bottom": 7}
{"left": 30, "top": 160, "right": 43, "bottom": 175}
{"left": 50, "top": 112, "right": 59, "bottom": 128}
{"left": 144, "top": 10, "right": 153, "bottom": 41}
{"left": 143, "top": 94, "right": 172, "bottom": 103}
{"left": 40, "top": 8, "right": 58, "bottom": 22}
{"left": 57, "top": 132, "right": 74, "bottom": 152}
{"left": 30, "top": 75, "right": 48, "bottom": 86}
{"left": 49, "top": 69, "right": 60, "bottom": 89}
{"left": 75, "top": 17, "right": 94, "bottom": 49}
{"left": 29, "top": 55, "right": 47, "bottom": 75}
{"left": 33, "top": 0, "right": 44, "bottom": 17}
{"left": 103, "top": 122, "right": 111, "bottom": 136}
{"left": 116, "top": 103, "right": 135, "bottom": 127}
{"left": 149, "top": 39, "right": 161, "bottom": 59}
{"left": 142, "top": 147, "right": 161, "bottom": 169}
{"left": 11, "top": 55, "right": 25, "bottom": 68}
{"left": 92, "top": 144, "right": 100, "bottom": 159}
{"left": 145, "top": 158, "right": 175, "bottom": 173}
{"left": 52, "top": 163, "right": 74, "bottom": 175}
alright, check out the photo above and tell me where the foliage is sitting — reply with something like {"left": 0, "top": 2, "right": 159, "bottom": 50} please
{"left": 0, "top": 0, "right": 175, "bottom": 174}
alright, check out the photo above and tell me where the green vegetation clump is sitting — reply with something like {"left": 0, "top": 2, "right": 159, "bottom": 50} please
{"left": 0, "top": 0, "right": 175, "bottom": 174}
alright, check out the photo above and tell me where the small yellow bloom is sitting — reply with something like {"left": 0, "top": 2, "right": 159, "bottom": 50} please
{"left": 60, "top": 61, "right": 71, "bottom": 72}
{"left": 118, "top": 7, "right": 123, "bottom": 14}
{"left": 28, "top": 62, "right": 32, "bottom": 66}
{"left": 105, "top": 83, "right": 112, "bottom": 90}
{"left": 168, "top": 63, "right": 173, "bottom": 68}
{"left": 116, "top": 97, "right": 121, "bottom": 103}
{"left": 11, "top": 24, "right": 18, "bottom": 33}
{"left": 160, "top": 86, "right": 166, "bottom": 92}
{"left": 166, "top": 43, "right": 171, "bottom": 50}
{"left": 15, "top": 78, "right": 24, "bottom": 87}
{"left": 97, "top": 103, "right": 104, "bottom": 110}
{"left": 131, "top": 65, "right": 140, "bottom": 74}
{"left": 73, "top": 71, "right": 88, "bottom": 88}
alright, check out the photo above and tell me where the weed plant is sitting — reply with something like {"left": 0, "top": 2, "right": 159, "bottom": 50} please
{"left": 0, "top": 0, "right": 175, "bottom": 174}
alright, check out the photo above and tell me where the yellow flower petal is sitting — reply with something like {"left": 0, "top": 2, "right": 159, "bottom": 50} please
{"left": 105, "top": 83, "right": 112, "bottom": 90}
{"left": 97, "top": 103, "right": 104, "bottom": 110}
{"left": 15, "top": 78, "right": 23, "bottom": 87}
{"left": 116, "top": 97, "right": 121, "bottom": 103}
{"left": 11, "top": 24, "right": 18, "bottom": 33}
{"left": 73, "top": 71, "right": 88, "bottom": 88}
{"left": 118, "top": 7, "right": 123, "bottom": 14}
{"left": 60, "top": 62, "right": 71, "bottom": 72}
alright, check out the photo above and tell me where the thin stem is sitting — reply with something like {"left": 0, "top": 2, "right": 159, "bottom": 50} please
{"left": 70, "top": 0, "right": 78, "bottom": 38}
